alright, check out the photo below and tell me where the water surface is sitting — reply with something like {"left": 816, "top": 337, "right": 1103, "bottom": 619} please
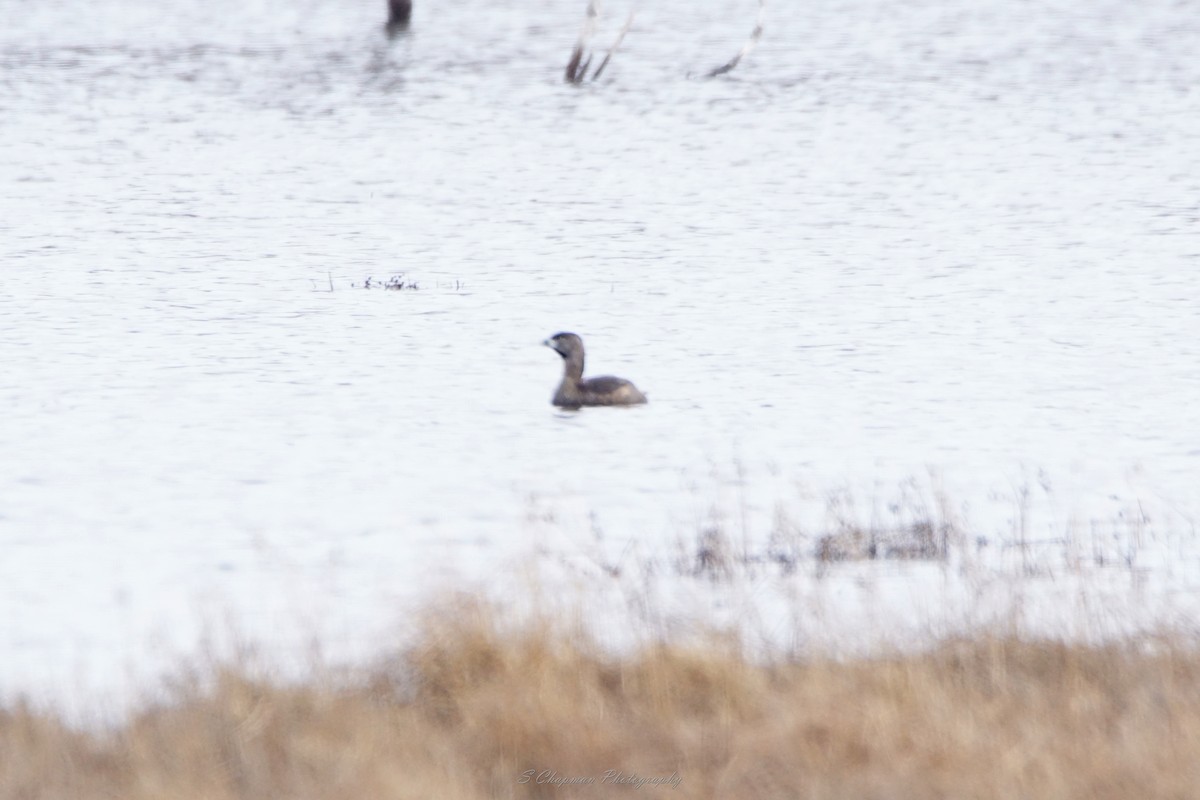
{"left": 2, "top": 0, "right": 1198, "bottom": 710}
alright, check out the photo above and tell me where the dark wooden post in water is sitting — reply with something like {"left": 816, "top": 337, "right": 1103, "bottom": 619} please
{"left": 386, "top": 0, "right": 412, "bottom": 36}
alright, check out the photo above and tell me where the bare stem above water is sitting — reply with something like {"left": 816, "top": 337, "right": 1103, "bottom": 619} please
{"left": 566, "top": 0, "right": 634, "bottom": 84}
{"left": 707, "top": 0, "right": 766, "bottom": 78}
{"left": 565, "top": 0, "right": 600, "bottom": 83}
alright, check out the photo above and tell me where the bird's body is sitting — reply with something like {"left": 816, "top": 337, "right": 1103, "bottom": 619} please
{"left": 544, "top": 332, "right": 647, "bottom": 409}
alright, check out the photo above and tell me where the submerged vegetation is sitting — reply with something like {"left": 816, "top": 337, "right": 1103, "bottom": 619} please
{"left": 310, "top": 273, "right": 463, "bottom": 291}
{"left": 360, "top": 273, "right": 420, "bottom": 291}
{"left": 313, "top": 272, "right": 471, "bottom": 291}
{"left": 3, "top": 598, "right": 1200, "bottom": 799}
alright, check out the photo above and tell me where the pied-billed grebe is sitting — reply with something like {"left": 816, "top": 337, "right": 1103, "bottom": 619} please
{"left": 544, "top": 332, "right": 648, "bottom": 409}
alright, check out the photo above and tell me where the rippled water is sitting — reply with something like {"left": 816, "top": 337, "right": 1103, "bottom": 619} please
{"left": 2, "top": 0, "right": 1199, "bottom": 709}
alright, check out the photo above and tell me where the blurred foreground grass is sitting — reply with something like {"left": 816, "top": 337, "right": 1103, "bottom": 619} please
{"left": 3, "top": 598, "right": 1200, "bottom": 799}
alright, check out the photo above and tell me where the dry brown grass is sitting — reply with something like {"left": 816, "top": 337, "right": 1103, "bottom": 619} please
{"left": 4, "top": 599, "right": 1200, "bottom": 800}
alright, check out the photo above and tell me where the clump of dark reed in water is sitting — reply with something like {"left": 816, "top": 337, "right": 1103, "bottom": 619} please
{"left": 385, "top": 0, "right": 412, "bottom": 37}
{"left": 564, "top": 0, "right": 634, "bottom": 84}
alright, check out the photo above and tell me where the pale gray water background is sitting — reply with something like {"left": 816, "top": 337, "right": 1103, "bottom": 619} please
{"left": 2, "top": 0, "right": 1199, "bottom": 713}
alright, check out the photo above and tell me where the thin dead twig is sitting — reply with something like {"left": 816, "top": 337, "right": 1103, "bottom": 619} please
{"left": 706, "top": 0, "right": 765, "bottom": 78}
{"left": 591, "top": 11, "right": 635, "bottom": 81}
